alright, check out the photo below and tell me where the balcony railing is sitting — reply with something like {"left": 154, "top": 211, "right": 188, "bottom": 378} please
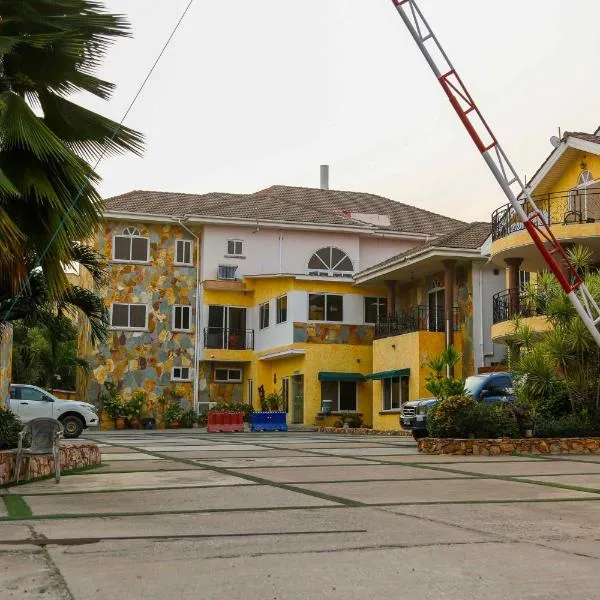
{"left": 491, "top": 190, "right": 600, "bottom": 241}
{"left": 375, "top": 306, "right": 461, "bottom": 340}
{"left": 492, "top": 287, "right": 548, "bottom": 324}
{"left": 204, "top": 328, "right": 254, "bottom": 350}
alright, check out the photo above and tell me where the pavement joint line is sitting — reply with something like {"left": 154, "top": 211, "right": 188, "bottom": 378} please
{"left": 90, "top": 440, "right": 366, "bottom": 508}
{"left": 0, "top": 529, "right": 369, "bottom": 547}
{"left": 12, "top": 482, "right": 261, "bottom": 497}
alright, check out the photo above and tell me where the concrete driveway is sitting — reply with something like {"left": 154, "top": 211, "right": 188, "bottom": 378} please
{"left": 3, "top": 430, "right": 600, "bottom": 599}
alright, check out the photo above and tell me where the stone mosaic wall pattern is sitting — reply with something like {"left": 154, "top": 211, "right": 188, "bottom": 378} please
{"left": 293, "top": 322, "right": 374, "bottom": 345}
{"left": 198, "top": 361, "right": 243, "bottom": 406}
{"left": 86, "top": 222, "right": 199, "bottom": 405}
{"left": 0, "top": 325, "right": 13, "bottom": 409}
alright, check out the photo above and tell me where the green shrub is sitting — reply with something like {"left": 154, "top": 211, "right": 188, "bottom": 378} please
{"left": 428, "top": 396, "right": 520, "bottom": 439}
{"left": 197, "top": 409, "right": 209, "bottom": 427}
{"left": 180, "top": 409, "right": 197, "bottom": 428}
{"left": 0, "top": 408, "right": 23, "bottom": 450}
{"left": 212, "top": 401, "right": 254, "bottom": 422}
{"left": 535, "top": 412, "right": 600, "bottom": 438}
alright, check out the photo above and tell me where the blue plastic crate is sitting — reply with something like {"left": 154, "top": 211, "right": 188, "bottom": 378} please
{"left": 250, "top": 411, "right": 288, "bottom": 432}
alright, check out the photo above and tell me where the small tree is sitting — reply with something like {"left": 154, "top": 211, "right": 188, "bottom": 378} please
{"left": 425, "top": 346, "right": 465, "bottom": 400}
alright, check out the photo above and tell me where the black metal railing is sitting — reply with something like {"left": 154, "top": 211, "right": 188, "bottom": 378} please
{"left": 491, "top": 190, "right": 600, "bottom": 241}
{"left": 375, "top": 306, "right": 462, "bottom": 340}
{"left": 492, "top": 287, "right": 548, "bottom": 324}
{"left": 203, "top": 328, "right": 254, "bottom": 350}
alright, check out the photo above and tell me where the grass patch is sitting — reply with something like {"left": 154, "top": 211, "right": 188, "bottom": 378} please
{"left": 3, "top": 495, "right": 32, "bottom": 518}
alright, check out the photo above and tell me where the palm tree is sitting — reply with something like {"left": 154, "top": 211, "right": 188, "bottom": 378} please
{"left": 0, "top": 241, "right": 109, "bottom": 344}
{"left": 0, "top": 0, "right": 143, "bottom": 301}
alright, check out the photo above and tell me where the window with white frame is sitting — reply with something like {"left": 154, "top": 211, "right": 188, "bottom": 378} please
{"left": 320, "top": 380, "right": 357, "bottom": 412}
{"left": 172, "top": 366, "right": 192, "bottom": 381}
{"left": 519, "top": 271, "right": 530, "bottom": 288}
{"left": 276, "top": 295, "right": 287, "bottom": 324}
{"left": 111, "top": 303, "right": 148, "bottom": 330}
{"left": 226, "top": 240, "right": 244, "bottom": 256}
{"left": 113, "top": 227, "right": 150, "bottom": 263}
{"left": 382, "top": 375, "right": 410, "bottom": 411}
{"left": 259, "top": 302, "right": 270, "bottom": 329}
{"left": 215, "top": 367, "right": 242, "bottom": 382}
{"left": 364, "top": 297, "right": 387, "bottom": 323}
{"left": 308, "top": 247, "right": 354, "bottom": 278}
{"left": 172, "top": 305, "right": 192, "bottom": 332}
{"left": 308, "top": 293, "right": 343, "bottom": 322}
{"left": 175, "top": 240, "right": 193, "bottom": 265}
{"left": 217, "top": 265, "right": 238, "bottom": 280}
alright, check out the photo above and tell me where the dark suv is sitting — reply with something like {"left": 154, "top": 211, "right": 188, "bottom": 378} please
{"left": 400, "top": 372, "right": 515, "bottom": 440}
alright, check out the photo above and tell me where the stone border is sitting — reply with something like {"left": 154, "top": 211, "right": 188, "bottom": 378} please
{"left": 418, "top": 437, "right": 600, "bottom": 455}
{"left": 0, "top": 441, "right": 101, "bottom": 485}
{"left": 317, "top": 427, "right": 412, "bottom": 437}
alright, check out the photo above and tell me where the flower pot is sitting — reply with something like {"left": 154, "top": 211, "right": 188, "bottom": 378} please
{"left": 130, "top": 418, "right": 141, "bottom": 430}
{"left": 524, "top": 429, "right": 533, "bottom": 438}
{"left": 168, "top": 421, "right": 180, "bottom": 429}
{"left": 115, "top": 417, "right": 126, "bottom": 430}
{"left": 157, "top": 422, "right": 166, "bottom": 430}
{"left": 99, "top": 409, "right": 115, "bottom": 431}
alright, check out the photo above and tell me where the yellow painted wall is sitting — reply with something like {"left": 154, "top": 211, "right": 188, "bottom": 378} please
{"left": 252, "top": 343, "right": 373, "bottom": 426}
{"left": 203, "top": 289, "right": 254, "bottom": 307}
{"left": 371, "top": 331, "right": 464, "bottom": 431}
{"left": 551, "top": 153, "right": 600, "bottom": 195}
{"left": 491, "top": 315, "right": 551, "bottom": 343}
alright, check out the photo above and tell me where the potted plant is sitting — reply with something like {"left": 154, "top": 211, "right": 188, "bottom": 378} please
{"left": 266, "top": 391, "right": 282, "bottom": 412}
{"left": 165, "top": 400, "right": 184, "bottom": 428}
{"left": 180, "top": 408, "right": 197, "bottom": 429}
{"left": 126, "top": 391, "right": 145, "bottom": 429}
{"left": 100, "top": 382, "right": 121, "bottom": 430}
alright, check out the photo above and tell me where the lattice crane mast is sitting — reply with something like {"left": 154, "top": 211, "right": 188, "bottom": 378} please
{"left": 389, "top": 0, "right": 600, "bottom": 347}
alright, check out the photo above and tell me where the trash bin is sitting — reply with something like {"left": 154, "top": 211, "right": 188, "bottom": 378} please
{"left": 321, "top": 399, "right": 333, "bottom": 415}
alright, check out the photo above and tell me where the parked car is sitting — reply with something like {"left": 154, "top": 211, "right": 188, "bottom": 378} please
{"left": 8, "top": 384, "right": 99, "bottom": 438}
{"left": 400, "top": 372, "right": 515, "bottom": 440}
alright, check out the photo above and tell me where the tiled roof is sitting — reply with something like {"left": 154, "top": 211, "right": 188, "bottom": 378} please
{"left": 359, "top": 222, "right": 491, "bottom": 274}
{"left": 105, "top": 186, "right": 465, "bottom": 237}
{"left": 563, "top": 131, "right": 600, "bottom": 145}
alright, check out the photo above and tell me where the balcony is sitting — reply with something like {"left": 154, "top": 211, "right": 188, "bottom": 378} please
{"left": 375, "top": 306, "right": 461, "bottom": 340}
{"left": 203, "top": 328, "right": 255, "bottom": 351}
{"left": 491, "top": 287, "right": 551, "bottom": 342}
{"left": 491, "top": 190, "right": 600, "bottom": 242}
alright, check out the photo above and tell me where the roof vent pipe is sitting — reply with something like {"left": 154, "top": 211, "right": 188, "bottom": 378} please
{"left": 320, "top": 165, "right": 329, "bottom": 190}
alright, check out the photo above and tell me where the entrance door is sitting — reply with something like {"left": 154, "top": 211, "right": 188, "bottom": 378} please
{"left": 291, "top": 375, "right": 304, "bottom": 424}
{"left": 427, "top": 289, "right": 445, "bottom": 332}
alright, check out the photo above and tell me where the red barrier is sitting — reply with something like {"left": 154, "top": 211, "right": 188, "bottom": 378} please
{"left": 207, "top": 411, "right": 244, "bottom": 433}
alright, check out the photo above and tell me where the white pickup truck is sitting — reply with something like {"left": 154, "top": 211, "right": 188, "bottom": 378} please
{"left": 8, "top": 384, "right": 99, "bottom": 438}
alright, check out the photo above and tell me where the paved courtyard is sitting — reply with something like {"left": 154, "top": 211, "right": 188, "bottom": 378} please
{"left": 3, "top": 431, "right": 600, "bottom": 598}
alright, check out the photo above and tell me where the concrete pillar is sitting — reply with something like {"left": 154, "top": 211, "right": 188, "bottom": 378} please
{"left": 441, "top": 261, "right": 457, "bottom": 352}
{"left": 385, "top": 281, "right": 397, "bottom": 317}
{"left": 505, "top": 257, "right": 523, "bottom": 316}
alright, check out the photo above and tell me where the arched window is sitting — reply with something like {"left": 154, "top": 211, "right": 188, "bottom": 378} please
{"left": 113, "top": 226, "right": 149, "bottom": 262}
{"left": 123, "top": 226, "right": 141, "bottom": 236}
{"left": 578, "top": 170, "right": 593, "bottom": 187}
{"left": 308, "top": 247, "right": 354, "bottom": 278}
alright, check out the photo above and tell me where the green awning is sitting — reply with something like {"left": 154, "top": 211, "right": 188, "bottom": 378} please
{"left": 318, "top": 372, "right": 366, "bottom": 382}
{"left": 367, "top": 368, "right": 410, "bottom": 381}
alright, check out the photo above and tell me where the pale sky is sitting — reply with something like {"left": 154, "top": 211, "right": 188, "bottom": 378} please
{"left": 86, "top": 0, "right": 600, "bottom": 223}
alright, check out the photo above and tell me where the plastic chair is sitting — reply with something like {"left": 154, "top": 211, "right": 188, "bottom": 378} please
{"left": 14, "top": 418, "right": 64, "bottom": 484}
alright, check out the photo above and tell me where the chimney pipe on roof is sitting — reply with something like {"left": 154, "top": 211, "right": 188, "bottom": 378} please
{"left": 320, "top": 165, "right": 329, "bottom": 191}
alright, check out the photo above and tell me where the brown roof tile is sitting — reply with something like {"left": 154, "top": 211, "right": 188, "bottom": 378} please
{"left": 105, "top": 186, "right": 464, "bottom": 237}
{"left": 359, "top": 221, "right": 491, "bottom": 274}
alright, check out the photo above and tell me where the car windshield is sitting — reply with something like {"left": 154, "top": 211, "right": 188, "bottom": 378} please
{"left": 464, "top": 376, "right": 486, "bottom": 396}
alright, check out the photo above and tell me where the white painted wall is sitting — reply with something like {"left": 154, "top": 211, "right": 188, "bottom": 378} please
{"left": 472, "top": 262, "right": 507, "bottom": 369}
{"left": 358, "top": 236, "right": 416, "bottom": 272}
{"left": 201, "top": 224, "right": 422, "bottom": 280}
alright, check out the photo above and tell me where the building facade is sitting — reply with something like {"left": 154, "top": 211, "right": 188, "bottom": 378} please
{"left": 81, "top": 184, "right": 502, "bottom": 429}
{"left": 490, "top": 129, "right": 600, "bottom": 344}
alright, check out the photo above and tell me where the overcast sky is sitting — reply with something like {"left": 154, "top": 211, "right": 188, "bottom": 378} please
{"left": 87, "top": 0, "right": 600, "bottom": 223}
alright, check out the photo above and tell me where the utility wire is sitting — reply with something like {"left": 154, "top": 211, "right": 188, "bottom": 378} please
{"left": 2, "top": 0, "right": 196, "bottom": 323}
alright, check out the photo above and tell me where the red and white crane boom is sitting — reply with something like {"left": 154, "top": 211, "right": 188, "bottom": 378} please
{"left": 389, "top": 0, "right": 600, "bottom": 347}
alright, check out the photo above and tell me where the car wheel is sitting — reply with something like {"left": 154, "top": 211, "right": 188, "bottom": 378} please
{"left": 412, "top": 430, "right": 427, "bottom": 441}
{"left": 60, "top": 415, "right": 84, "bottom": 439}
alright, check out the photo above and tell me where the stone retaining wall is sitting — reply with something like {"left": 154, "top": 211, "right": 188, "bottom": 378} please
{"left": 418, "top": 437, "right": 600, "bottom": 455}
{"left": 0, "top": 441, "right": 101, "bottom": 485}
{"left": 318, "top": 427, "right": 411, "bottom": 437}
